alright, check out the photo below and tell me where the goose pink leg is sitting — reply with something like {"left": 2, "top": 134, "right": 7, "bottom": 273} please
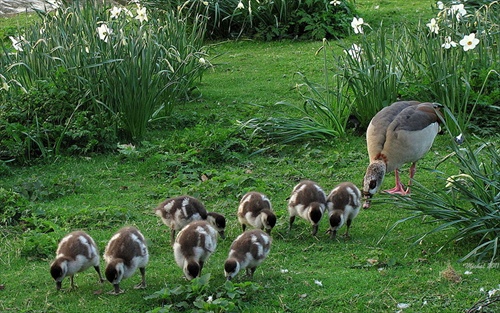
{"left": 384, "top": 169, "right": 408, "bottom": 195}
{"left": 405, "top": 162, "right": 417, "bottom": 194}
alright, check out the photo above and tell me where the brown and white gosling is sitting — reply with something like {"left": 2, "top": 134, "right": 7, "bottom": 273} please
{"left": 326, "top": 182, "right": 362, "bottom": 239}
{"left": 288, "top": 180, "right": 327, "bottom": 236}
{"left": 104, "top": 226, "right": 149, "bottom": 295}
{"left": 173, "top": 220, "right": 218, "bottom": 280}
{"left": 155, "top": 195, "right": 226, "bottom": 244}
{"left": 224, "top": 229, "right": 272, "bottom": 281}
{"left": 50, "top": 231, "right": 104, "bottom": 290}
{"left": 237, "top": 192, "right": 276, "bottom": 234}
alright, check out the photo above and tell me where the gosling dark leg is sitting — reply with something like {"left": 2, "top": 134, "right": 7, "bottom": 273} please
{"left": 345, "top": 219, "right": 352, "bottom": 238}
{"left": 312, "top": 224, "right": 318, "bottom": 236}
{"left": 94, "top": 265, "right": 104, "bottom": 283}
{"left": 288, "top": 216, "right": 295, "bottom": 232}
{"left": 134, "top": 267, "right": 147, "bottom": 289}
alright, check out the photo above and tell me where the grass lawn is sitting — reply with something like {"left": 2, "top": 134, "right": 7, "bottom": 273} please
{"left": 1, "top": 1, "right": 499, "bottom": 312}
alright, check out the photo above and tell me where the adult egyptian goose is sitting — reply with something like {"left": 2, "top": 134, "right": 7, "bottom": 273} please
{"left": 288, "top": 180, "right": 327, "bottom": 236}
{"left": 173, "top": 220, "right": 218, "bottom": 280}
{"left": 50, "top": 231, "right": 104, "bottom": 290}
{"left": 326, "top": 182, "right": 362, "bottom": 239}
{"left": 104, "top": 226, "right": 149, "bottom": 295}
{"left": 237, "top": 192, "right": 276, "bottom": 235}
{"left": 224, "top": 229, "right": 272, "bottom": 280}
{"left": 363, "top": 101, "right": 442, "bottom": 208}
{"left": 155, "top": 195, "right": 226, "bottom": 244}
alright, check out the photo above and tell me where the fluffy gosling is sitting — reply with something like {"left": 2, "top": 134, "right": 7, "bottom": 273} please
{"left": 326, "top": 182, "right": 362, "bottom": 239}
{"left": 224, "top": 229, "right": 272, "bottom": 281}
{"left": 173, "top": 220, "right": 218, "bottom": 280}
{"left": 237, "top": 191, "right": 276, "bottom": 234}
{"left": 288, "top": 180, "right": 327, "bottom": 236}
{"left": 50, "top": 231, "right": 104, "bottom": 290}
{"left": 155, "top": 195, "right": 226, "bottom": 244}
{"left": 104, "top": 226, "right": 149, "bottom": 295}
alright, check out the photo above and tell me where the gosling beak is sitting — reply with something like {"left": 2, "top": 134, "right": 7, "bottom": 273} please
{"left": 218, "top": 230, "right": 226, "bottom": 239}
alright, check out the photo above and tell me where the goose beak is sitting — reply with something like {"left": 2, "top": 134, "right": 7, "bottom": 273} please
{"left": 56, "top": 281, "right": 62, "bottom": 290}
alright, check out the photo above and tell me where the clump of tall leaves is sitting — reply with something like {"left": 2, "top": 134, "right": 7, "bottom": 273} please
{"left": 238, "top": 39, "right": 353, "bottom": 143}
{"left": 0, "top": 0, "right": 210, "bottom": 162}
{"left": 385, "top": 112, "right": 499, "bottom": 263}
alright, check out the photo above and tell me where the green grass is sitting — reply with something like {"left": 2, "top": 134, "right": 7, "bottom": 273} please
{"left": 1, "top": 1, "right": 499, "bottom": 312}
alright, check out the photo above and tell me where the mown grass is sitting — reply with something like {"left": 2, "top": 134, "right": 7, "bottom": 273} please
{"left": 1, "top": 1, "right": 499, "bottom": 312}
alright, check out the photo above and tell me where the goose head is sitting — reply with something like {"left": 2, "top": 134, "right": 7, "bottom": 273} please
{"left": 362, "top": 160, "right": 386, "bottom": 209}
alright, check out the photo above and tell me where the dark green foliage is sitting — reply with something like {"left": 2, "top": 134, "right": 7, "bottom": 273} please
{"left": 1, "top": 0, "right": 209, "bottom": 160}
{"left": 0, "top": 81, "right": 117, "bottom": 163}
{"left": 12, "top": 174, "right": 82, "bottom": 202}
{"left": 294, "top": 0, "right": 357, "bottom": 40}
{"left": 22, "top": 230, "right": 60, "bottom": 259}
{"left": 156, "top": 0, "right": 358, "bottom": 40}
{"left": 0, "top": 187, "right": 30, "bottom": 226}
{"left": 0, "top": 160, "right": 13, "bottom": 176}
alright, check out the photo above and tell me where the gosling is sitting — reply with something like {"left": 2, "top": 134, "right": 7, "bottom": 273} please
{"left": 155, "top": 195, "right": 226, "bottom": 244}
{"left": 50, "top": 231, "right": 104, "bottom": 290}
{"left": 237, "top": 192, "right": 276, "bottom": 234}
{"left": 173, "top": 220, "right": 218, "bottom": 280}
{"left": 326, "top": 182, "right": 362, "bottom": 239}
{"left": 224, "top": 229, "right": 272, "bottom": 281}
{"left": 288, "top": 180, "right": 327, "bottom": 236}
{"left": 104, "top": 226, "right": 149, "bottom": 295}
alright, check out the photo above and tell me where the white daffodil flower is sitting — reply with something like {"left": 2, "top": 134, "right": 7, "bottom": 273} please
{"left": 459, "top": 33, "right": 479, "bottom": 51}
{"left": 135, "top": 6, "right": 148, "bottom": 23}
{"left": 351, "top": 17, "right": 364, "bottom": 34}
{"left": 97, "top": 24, "right": 113, "bottom": 43}
{"left": 442, "top": 36, "right": 457, "bottom": 49}
{"left": 426, "top": 18, "right": 439, "bottom": 34}
{"left": 110, "top": 6, "right": 122, "bottom": 19}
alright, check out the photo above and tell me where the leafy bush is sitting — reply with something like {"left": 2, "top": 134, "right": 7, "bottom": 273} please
{"left": 293, "top": 0, "right": 357, "bottom": 40}
{"left": 0, "top": 80, "right": 117, "bottom": 162}
{"left": 22, "top": 229, "right": 61, "bottom": 259}
{"left": 12, "top": 174, "right": 81, "bottom": 202}
{"left": 0, "top": 188, "right": 30, "bottom": 226}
